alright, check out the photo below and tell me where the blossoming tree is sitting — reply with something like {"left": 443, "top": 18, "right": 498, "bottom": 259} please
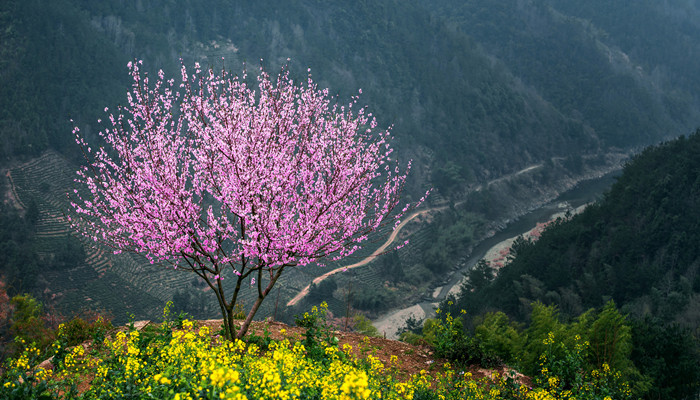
{"left": 70, "top": 60, "right": 420, "bottom": 339}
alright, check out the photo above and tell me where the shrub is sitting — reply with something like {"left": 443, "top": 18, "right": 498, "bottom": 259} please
{"left": 352, "top": 314, "right": 380, "bottom": 338}
{"left": 7, "top": 294, "right": 55, "bottom": 358}
{"left": 294, "top": 302, "right": 339, "bottom": 362}
{"left": 421, "top": 306, "right": 503, "bottom": 368}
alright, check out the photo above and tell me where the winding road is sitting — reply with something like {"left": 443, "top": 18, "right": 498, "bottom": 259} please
{"left": 286, "top": 163, "right": 547, "bottom": 307}
{"left": 286, "top": 206, "right": 446, "bottom": 307}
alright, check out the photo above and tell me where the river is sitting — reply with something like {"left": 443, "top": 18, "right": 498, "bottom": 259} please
{"left": 373, "top": 170, "right": 621, "bottom": 338}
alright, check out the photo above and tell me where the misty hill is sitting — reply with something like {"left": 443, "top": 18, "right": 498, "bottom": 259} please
{"left": 427, "top": 0, "right": 700, "bottom": 149}
{"left": 5, "top": 0, "right": 699, "bottom": 185}
{"left": 2, "top": 0, "right": 700, "bottom": 321}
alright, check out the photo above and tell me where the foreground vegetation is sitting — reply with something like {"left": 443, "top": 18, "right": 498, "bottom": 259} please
{"left": 1, "top": 300, "right": 633, "bottom": 399}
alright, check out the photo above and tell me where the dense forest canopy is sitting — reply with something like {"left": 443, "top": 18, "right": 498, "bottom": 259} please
{"left": 425, "top": 0, "right": 700, "bottom": 148}
{"left": 4, "top": 0, "right": 700, "bottom": 183}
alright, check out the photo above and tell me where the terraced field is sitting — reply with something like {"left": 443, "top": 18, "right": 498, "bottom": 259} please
{"left": 8, "top": 151, "right": 191, "bottom": 323}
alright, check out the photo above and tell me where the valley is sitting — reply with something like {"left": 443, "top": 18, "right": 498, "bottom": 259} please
{"left": 373, "top": 167, "right": 622, "bottom": 338}
{"left": 0, "top": 145, "right": 625, "bottom": 328}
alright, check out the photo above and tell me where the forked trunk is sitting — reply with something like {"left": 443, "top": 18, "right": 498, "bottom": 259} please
{"left": 235, "top": 267, "right": 286, "bottom": 339}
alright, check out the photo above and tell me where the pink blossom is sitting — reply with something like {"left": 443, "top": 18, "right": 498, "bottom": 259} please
{"left": 69, "top": 59, "right": 423, "bottom": 339}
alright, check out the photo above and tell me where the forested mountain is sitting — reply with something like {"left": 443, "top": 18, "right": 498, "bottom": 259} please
{"left": 448, "top": 132, "right": 700, "bottom": 399}
{"left": 1, "top": 0, "right": 601, "bottom": 185}
{"left": 457, "top": 132, "right": 700, "bottom": 327}
{"left": 426, "top": 0, "right": 700, "bottom": 148}
{"left": 5, "top": 0, "right": 699, "bottom": 184}
{"left": 1, "top": 0, "right": 700, "bottom": 322}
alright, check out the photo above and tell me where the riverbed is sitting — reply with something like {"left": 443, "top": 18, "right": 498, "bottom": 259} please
{"left": 373, "top": 171, "right": 621, "bottom": 339}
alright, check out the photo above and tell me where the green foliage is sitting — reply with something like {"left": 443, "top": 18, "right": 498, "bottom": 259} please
{"left": 416, "top": 306, "right": 501, "bottom": 368}
{"left": 462, "top": 259, "right": 497, "bottom": 294}
{"left": 468, "top": 301, "right": 679, "bottom": 399}
{"left": 423, "top": 210, "right": 486, "bottom": 274}
{"left": 536, "top": 332, "right": 633, "bottom": 399}
{"left": 352, "top": 314, "right": 380, "bottom": 337}
{"left": 399, "top": 314, "right": 425, "bottom": 336}
{"left": 231, "top": 303, "right": 246, "bottom": 320}
{"left": 55, "top": 313, "right": 112, "bottom": 348}
{"left": 378, "top": 251, "right": 404, "bottom": 283}
{"left": 433, "top": 161, "right": 466, "bottom": 195}
{"left": 294, "top": 302, "right": 339, "bottom": 362}
{"left": 49, "top": 237, "right": 86, "bottom": 271}
{"left": 243, "top": 325, "right": 273, "bottom": 351}
{"left": 160, "top": 300, "right": 193, "bottom": 331}
{"left": 587, "top": 301, "right": 633, "bottom": 372}
{"left": 0, "top": 341, "right": 63, "bottom": 400}
{"left": 0, "top": 299, "right": 112, "bottom": 399}
{"left": 532, "top": 302, "right": 637, "bottom": 381}
{"left": 404, "top": 303, "right": 635, "bottom": 399}
{"left": 473, "top": 311, "right": 524, "bottom": 364}
{"left": 352, "top": 284, "right": 397, "bottom": 312}
{"left": 522, "top": 302, "right": 568, "bottom": 374}
{"left": 0, "top": 208, "right": 40, "bottom": 294}
{"left": 0, "top": 280, "right": 11, "bottom": 354}
{"left": 170, "top": 289, "right": 209, "bottom": 320}
{"left": 397, "top": 314, "right": 428, "bottom": 345}
{"left": 630, "top": 317, "right": 700, "bottom": 400}
{"left": 308, "top": 278, "right": 338, "bottom": 302}
{"left": 8, "top": 294, "right": 54, "bottom": 356}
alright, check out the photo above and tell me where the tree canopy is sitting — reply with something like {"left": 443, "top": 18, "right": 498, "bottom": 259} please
{"left": 70, "top": 61, "right": 419, "bottom": 339}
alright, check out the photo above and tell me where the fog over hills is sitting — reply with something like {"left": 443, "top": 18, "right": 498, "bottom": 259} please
{"left": 1, "top": 0, "right": 699, "bottom": 322}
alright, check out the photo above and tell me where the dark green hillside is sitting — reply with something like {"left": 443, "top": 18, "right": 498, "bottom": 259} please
{"left": 3, "top": 0, "right": 698, "bottom": 201}
{"left": 424, "top": 0, "right": 700, "bottom": 149}
{"left": 0, "top": 0, "right": 655, "bottom": 186}
{"left": 458, "top": 131, "right": 700, "bottom": 326}
{"left": 2, "top": 0, "right": 700, "bottom": 323}
{"left": 95, "top": 0, "right": 598, "bottom": 179}
{"left": 0, "top": 0, "right": 128, "bottom": 160}
{"left": 549, "top": 0, "right": 700, "bottom": 101}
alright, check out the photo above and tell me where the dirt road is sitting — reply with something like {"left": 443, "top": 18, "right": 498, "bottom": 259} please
{"left": 286, "top": 206, "right": 444, "bottom": 307}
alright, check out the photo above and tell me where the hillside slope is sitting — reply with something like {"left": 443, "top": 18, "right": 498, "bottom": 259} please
{"left": 1, "top": 0, "right": 699, "bottom": 322}
{"left": 459, "top": 131, "right": 700, "bottom": 327}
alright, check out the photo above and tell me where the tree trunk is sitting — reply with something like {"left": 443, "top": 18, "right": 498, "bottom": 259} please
{"left": 224, "top": 305, "right": 237, "bottom": 341}
{"left": 237, "top": 294, "right": 265, "bottom": 340}
{"left": 235, "top": 267, "right": 285, "bottom": 339}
